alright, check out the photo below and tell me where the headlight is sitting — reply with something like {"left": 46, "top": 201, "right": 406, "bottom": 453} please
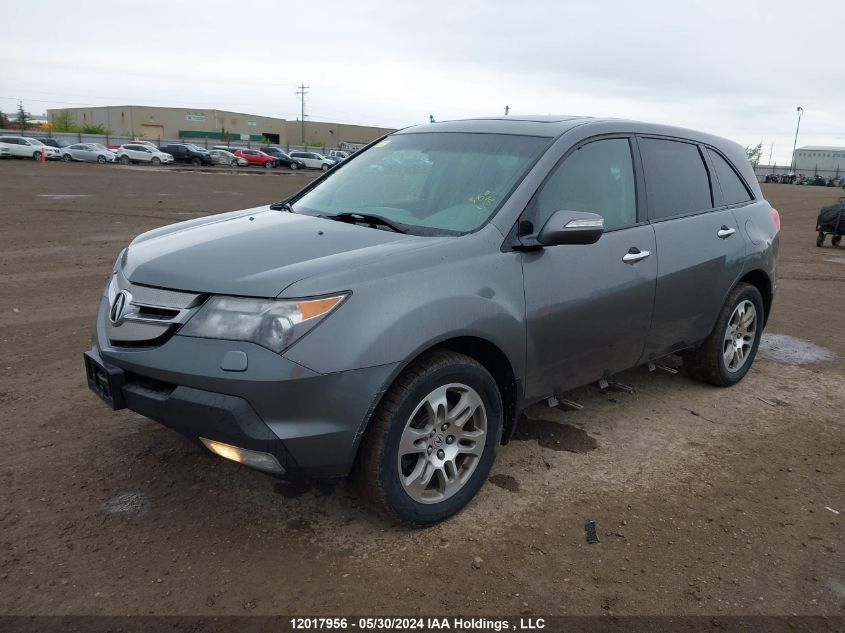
{"left": 179, "top": 294, "right": 348, "bottom": 353}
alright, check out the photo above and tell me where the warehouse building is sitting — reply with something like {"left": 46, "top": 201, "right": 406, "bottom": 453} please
{"left": 46, "top": 105, "right": 394, "bottom": 149}
{"left": 793, "top": 146, "right": 845, "bottom": 177}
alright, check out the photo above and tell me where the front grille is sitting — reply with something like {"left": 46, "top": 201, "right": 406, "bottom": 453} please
{"left": 106, "top": 269, "right": 205, "bottom": 347}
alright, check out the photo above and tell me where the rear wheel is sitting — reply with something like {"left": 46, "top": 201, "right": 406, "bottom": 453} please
{"left": 355, "top": 350, "right": 502, "bottom": 526}
{"left": 833, "top": 236, "right": 842, "bottom": 247}
{"left": 683, "top": 282, "right": 764, "bottom": 387}
{"left": 119, "top": 155, "right": 130, "bottom": 165}
{"left": 817, "top": 232, "right": 826, "bottom": 247}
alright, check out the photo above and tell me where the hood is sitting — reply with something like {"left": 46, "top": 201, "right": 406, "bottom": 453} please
{"left": 123, "top": 207, "right": 423, "bottom": 297}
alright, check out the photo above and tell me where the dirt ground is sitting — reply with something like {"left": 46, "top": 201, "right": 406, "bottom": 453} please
{"left": 0, "top": 161, "right": 842, "bottom": 617}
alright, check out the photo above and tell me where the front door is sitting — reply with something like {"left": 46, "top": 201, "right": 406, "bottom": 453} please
{"left": 521, "top": 137, "right": 657, "bottom": 400}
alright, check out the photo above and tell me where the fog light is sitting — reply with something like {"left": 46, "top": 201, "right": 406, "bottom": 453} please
{"left": 200, "top": 437, "right": 285, "bottom": 475}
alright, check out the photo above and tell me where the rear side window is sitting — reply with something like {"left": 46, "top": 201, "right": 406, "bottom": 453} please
{"left": 639, "top": 138, "right": 712, "bottom": 219}
{"left": 534, "top": 138, "right": 637, "bottom": 232}
{"left": 706, "top": 148, "right": 753, "bottom": 205}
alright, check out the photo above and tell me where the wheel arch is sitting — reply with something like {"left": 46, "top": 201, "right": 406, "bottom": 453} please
{"left": 352, "top": 334, "right": 521, "bottom": 467}
{"left": 738, "top": 269, "right": 773, "bottom": 326}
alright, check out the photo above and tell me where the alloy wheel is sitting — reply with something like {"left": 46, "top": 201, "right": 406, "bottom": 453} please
{"left": 723, "top": 300, "right": 757, "bottom": 372}
{"left": 397, "top": 383, "right": 487, "bottom": 504}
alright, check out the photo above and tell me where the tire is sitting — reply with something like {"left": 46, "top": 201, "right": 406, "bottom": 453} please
{"left": 355, "top": 350, "right": 502, "bottom": 526}
{"left": 119, "top": 155, "right": 130, "bottom": 165}
{"left": 62, "top": 154, "right": 72, "bottom": 162}
{"left": 97, "top": 155, "right": 107, "bottom": 164}
{"left": 683, "top": 282, "right": 764, "bottom": 387}
{"left": 151, "top": 157, "right": 161, "bottom": 166}
{"left": 33, "top": 151, "right": 41, "bottom": 162}
{"left": 321, "top": 163, "right": 329, "bottom": 171}
{"left": 265, "top": 161, "right": 274, "bottom": 169}
{"left": 833, "top": 236, "right": 842, "bottom": 247}
{"left": 191, "top": 157, "right": 201, "bottom": 166}
{"left": 817, "top": 232, "right": 826, "bottom": 247}
{"left": 289, "top": 162, "right": 297, "bottom": 170}
{"left": 230, "top": 159, "right": 238, "bottom": 167}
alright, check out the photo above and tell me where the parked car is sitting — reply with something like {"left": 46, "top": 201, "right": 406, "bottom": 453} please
{"left": 0, "top": 142, "right": 11, "bottom": 159}
{"left": 289, "top": 151, "right": 334, "bottom": 171}
{"left": 258, "top": 147, "right": 306, "bottom": 170}
{"left": 116, "top": 144, "right": 174, "bottom": 165}
{"left": 39, "top": 138, "right": 71, "bottom": 150}
{"left": 233, "top": 149, "right": 276, "bottom": 168}
{"left": 61, "top": 143, "right": 117, "bottom": 163}
{"left": 160, "top": 143, "right": 214, "bottom": 166}
{"left": 84, "top": 116, "right": 779, "bottom": 526}
{"left": 327, "top": 150, "right": 349, "bottom": 160}
{"left": 0, "top": 136, "right": 61, "bottom": 160}
{"left": 209, "top": 149, "right": 247, "bottom": 167}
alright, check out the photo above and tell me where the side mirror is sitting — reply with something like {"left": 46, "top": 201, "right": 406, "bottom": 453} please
{"left": 537, "top": 210, "right": 604, "bottom": 246}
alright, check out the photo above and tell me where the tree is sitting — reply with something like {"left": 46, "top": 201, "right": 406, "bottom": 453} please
{"left": 0, "top": 110, "right": 8, "bottom": 128}
{"left": 16, "top": 102, "right": 30, "bottom": 132}
{"left": 745, "top": 142, "right": 763, "bottom": 168}
{"left": 51, "top": 110, "right": 77, "bottom": 132}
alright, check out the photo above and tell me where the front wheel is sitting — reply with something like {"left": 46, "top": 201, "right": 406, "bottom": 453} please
{"left": 833, "top": 236, "right": 842, "bottom": 247}
{"left": 230, "top": 159, "right": 238, "bottom": 167}
{"left": 151, "top": 157, "right": 161, "bottom": 166}
{"left": 321, "top": 163, "right": 329, "bottom": 171}
{"left": 33, "top": 151, "right": 41, "bottom": 161}
{"left": 62, "top": 154, "right": 72, "bottom": 162}
{"left": 817, "top": 232, "right": 826, "bottom": 247}
{"left": 264, "top": 161, "right": 274, "bottom": 169}
{"left": 355, "top": 350, "right": 502, "bottom": 526}
{"left": 683, "top": 282, "right": 764, "bottom": 387}
{"left": 289, "top": 162, "right": 297, "bottom": 170}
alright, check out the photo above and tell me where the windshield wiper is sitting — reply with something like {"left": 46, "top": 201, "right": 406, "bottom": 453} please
{"left": 324, "top": 212, "right": 409, "bottom": 234}
{"left": 269, "top": 200, "right": 295, "bottom": 212}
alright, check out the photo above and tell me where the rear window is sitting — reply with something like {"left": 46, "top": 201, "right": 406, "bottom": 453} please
{"left": 706, "top": 148, "right": 753, "bottom": 206}
{"left": 639, "top": 138, "right": 712, "bottom": 220}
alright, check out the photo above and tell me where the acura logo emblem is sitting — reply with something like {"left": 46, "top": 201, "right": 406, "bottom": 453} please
{"left": 109, "top": 289, "right": 133, "bottom": 325}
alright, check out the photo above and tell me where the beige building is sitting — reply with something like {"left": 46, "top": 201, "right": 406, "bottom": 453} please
{"left": 47, "top": 105, "right": 394, "bottom": 149}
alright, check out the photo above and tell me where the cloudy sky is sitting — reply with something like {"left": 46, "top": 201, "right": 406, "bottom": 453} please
{"left": 2, "top": 0, "right": 842, "bottom": 164}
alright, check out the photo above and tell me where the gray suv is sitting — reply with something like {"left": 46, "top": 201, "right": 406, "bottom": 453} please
{"left": 84, "top": 116, "right": 779, "bottom": 525}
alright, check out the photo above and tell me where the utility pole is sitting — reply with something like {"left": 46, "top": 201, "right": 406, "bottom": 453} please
{"left": 504, "top": 105, "right": 509, "bottom": 116}
{"left": 790, "top": 106, "right": 803, "bottom": 174}
{"left": 296, "top": 83, "right": 309, "bottom": 146}
{"left": 768, "top": 143, "right": 773, "bottom": 166}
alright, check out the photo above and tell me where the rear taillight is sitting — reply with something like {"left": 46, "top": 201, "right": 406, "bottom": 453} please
{"left": 771, "top": 207, "right": 781, "bottom": 232}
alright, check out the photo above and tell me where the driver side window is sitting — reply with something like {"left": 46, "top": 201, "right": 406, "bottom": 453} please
{"left": 534, "top": 138, "right": 636, "bottom": 232}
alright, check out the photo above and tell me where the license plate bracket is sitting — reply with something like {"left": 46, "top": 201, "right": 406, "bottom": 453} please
{"left": 84, "top": 351, "right": 126, "bottom": 410}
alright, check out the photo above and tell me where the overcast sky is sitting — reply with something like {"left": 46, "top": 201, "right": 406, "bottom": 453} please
{"left": 2, "top": 0, "right": 842, "bottom": 164}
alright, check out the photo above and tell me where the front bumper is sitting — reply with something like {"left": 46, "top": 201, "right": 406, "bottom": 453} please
{"left": 86, "top": 296, "right": 398, "bottom": 479}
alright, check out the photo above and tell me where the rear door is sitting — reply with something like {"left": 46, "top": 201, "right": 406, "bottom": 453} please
{"left": 638, "top": 136, "right": 746, "bottom": 359}
{"left": 522, "top": 136, "right": 657, "bottom": 400}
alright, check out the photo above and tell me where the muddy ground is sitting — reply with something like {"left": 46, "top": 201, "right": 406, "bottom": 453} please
{"left": 0, "top": 161, "right": 842, "bottom": 617}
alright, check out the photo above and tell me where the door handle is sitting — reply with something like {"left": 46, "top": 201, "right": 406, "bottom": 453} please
{"left": 622, "top": 247, "right": 651, "bottom": 264}
{"left": 717, "top": 226, "right": 736, "bottom": 239}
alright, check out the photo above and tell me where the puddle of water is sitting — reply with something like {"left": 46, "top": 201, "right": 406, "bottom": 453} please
{"left": 488, "top": 474, "right": 520, "bottom": 492}
{"left": 37, "top": 194, "right": 92, "bottom": 200}
{"left": 758, "top": 333, "right": 836, "bottom": 365}
{"left": 102, "top": 491, "right": 147, "bottom": 515}
{"left": 513, "top": 416, "right": 598, "bottom": 453}
{"left": 824, "top": 257, "right": 845, "bottom": 265}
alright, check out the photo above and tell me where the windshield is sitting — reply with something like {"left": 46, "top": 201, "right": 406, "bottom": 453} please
{"left": 91, "top": 143, "right": 107, "bottom": 150}
{"left": 185, "top": 143, "right": 204, "bottom": 152}
{"left": 25, "top": 138, "right": 45, "bottom": 146}
{"left": 293, "top": 132, "right": 550, "bottom": 234}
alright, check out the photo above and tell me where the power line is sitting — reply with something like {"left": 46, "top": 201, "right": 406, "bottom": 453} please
{"left": 295, "top": 83, "right": 309, "bottom": 144}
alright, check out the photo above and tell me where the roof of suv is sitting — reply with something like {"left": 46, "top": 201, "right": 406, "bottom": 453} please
{"left": 398, "top": 115, "right": 739, "bottom": 150}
